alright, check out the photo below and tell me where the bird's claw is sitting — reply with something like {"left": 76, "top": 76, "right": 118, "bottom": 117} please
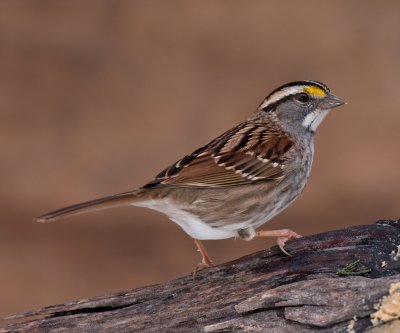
{"left": 192, "top": 258, "right": 214, "bottom": 280}
{"left": 276, "top": 231, "right": 302, "bottom": 256}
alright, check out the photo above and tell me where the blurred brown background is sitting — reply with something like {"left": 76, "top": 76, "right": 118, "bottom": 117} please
{"left": 1, "top": 0, "right": 400, "bottom": 318}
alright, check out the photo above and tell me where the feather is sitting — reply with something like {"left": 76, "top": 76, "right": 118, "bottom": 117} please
{"left": 143, "top": 120, "right": 293, "bottom": 188}
{"left": 35, "top": 189, "right": 147, "bottom": 223}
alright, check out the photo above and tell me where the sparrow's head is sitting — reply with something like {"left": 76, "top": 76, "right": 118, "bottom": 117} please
{"left": 258, "top": 80, "right": 345, "bottom": 133}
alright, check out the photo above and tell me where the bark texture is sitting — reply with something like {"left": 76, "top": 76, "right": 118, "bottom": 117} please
{"left": 2, "top": 220, "right": 400, "bottom": 333}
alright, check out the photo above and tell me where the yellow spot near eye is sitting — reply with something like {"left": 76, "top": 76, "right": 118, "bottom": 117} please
{"left": 304, "top": 86, "right": 326, "bottom": 97}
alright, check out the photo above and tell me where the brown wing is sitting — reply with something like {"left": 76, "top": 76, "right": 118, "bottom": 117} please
{"left": 143, "top": 121, "right": 293, "bottom": 189}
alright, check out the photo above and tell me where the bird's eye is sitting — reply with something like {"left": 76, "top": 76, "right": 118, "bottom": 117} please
{"left": 296, "top": 93, "right": 310, "bottom": 104}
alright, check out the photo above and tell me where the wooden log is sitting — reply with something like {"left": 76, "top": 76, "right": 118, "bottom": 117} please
{"left": 2, "top": 220, "right": 400, "bottom": 333}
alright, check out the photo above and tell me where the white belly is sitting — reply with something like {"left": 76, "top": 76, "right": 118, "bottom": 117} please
{"left": 133, "top": 200, "right": 237, "bottom": 240}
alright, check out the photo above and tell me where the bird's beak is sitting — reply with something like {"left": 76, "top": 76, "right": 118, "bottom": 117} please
{"left": 320, "top": 93, "right": 346, "bottom": 110}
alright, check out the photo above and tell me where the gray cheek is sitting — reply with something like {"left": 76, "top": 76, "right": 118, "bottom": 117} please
{"left": 277, "top": 102, "right": 303, "bottom": 120}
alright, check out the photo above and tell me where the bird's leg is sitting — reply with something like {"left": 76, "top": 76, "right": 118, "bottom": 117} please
{"left": 193, "top": 239, "right": 214, "bottom": 269}
{"left": 255, "top": 229, "right": 302, "bottom": 256}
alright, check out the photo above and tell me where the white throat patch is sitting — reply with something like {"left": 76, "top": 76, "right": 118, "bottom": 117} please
{"left": 302, "top": 109, "right": 330, "bottom": 132}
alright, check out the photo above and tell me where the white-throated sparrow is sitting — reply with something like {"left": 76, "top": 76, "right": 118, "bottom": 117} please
{"left": 36, "top": 80, "right": 345, "bottom": 268}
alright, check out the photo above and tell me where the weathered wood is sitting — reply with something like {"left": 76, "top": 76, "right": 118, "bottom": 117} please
{"left": 2, "top": 220, "right": 400, "bottom": 333}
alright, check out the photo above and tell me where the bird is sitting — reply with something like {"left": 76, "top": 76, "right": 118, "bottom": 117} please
{"left": 36, "top": 80, "right": 345, "bottom": 268}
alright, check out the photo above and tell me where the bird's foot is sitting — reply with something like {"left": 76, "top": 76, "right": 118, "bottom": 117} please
{"left": 192, "top": 239, "right": 214, "bottom": 280}
{"left": 196, "top": 257, "right": 215, "bottom": 270}
{"left": 256, "top": 229, "right": 302, "bottom": 256}
{"left": 192, "top": 257, "right": 215, "bottom": 280}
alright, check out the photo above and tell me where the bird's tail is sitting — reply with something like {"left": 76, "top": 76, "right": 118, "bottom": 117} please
{"left": 35, "top": 189, "right": 148, "bottom": 223}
